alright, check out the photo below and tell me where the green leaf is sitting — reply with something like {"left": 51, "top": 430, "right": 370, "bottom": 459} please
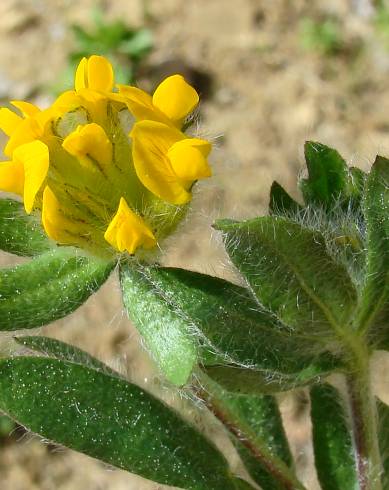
{"left": 200, "top": 376, "right": 296, "bottom": 490}
{"left": 232, "top": 478, "right": 257, "bottom": 490}
{"left": 269, "top": 181, "right": 302, "bottom": 215}
{"left": 120, "top": 262, "right": 339, "bottom": 390}
{"left": 300, "top": 141, "right": 349, "bottom": 209}
{"left": 120, "top": 262, "right": 197, "bottom": 386}
{"left": 0, "top": 357, "right": 236, "bottom": 490}
{"left": 377, "top": 399, "right": 389, "bottom": 488}
{"left": 204, "top": 360, "right": 336, "bottom": 395}
{"left": 118, "top": 29, "right": 153, "bottom": 58}
{"left": 310, "top": 383, "right": 357, "bottom": 490}
{"left": 356, "top": 156, "right": 389, "bottom": 335}
{"left": 0, "top": 248, "right": 113, "bottom": 330}
{"left": 348, "top": 167, "right": 367, "bottom": 208}
{"left": 215, "top": 216, "right": 357, "bottom": 339}
{"left": 14, "top": 335, "right": 118, "bottom": 376}
{"left": 0, "top": 199, "right": 51, "bottom": 256}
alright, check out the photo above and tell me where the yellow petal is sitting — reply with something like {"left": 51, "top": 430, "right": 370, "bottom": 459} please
{"left": 53, "top": 90, "right": 85, "bottom": 112}
{"left": 13, "top": 140, "right": 49, "bottom": 213}
{"left": 42, "top": 185, "right": 95, "bottom": 246}
{"left": 4, "top": 116, "right": 45, "bottom": 157}
{"left": 52, "top": 90, "right": 106, "bottom": 132}
{"left": 0, "top": 108, "right": 23, "bottom": 136}
{"left": 152, "top": 75, "right": 199, "bottom": 124}
{"left": 41, "top": 186, "right": 75, "bottom": 243}
{"left": 74, "top": 57, "right": 88, "bottom": 91}
{"left": 62, "top": 123, "right": 112, "bottom": 166}
{"left": 0, "top": 160, "right": 24, "bottom": 195}
{"left": 104, "top": 197, "right": 156, "bottom": 254}
{"left": 118, "top": 85, "right": 168, "bottom": 123}
{"left": 75, "top": 56, "right": 114, "bottom": 93}
{"left": 167, "top": 138, "right": 212, "bottom": 183}
{"left": 88, "top": 55, "right": 114, "bottom": 92}
{"left": 11, "top": 100, "right": 40, "bottom": 117}
{"left": 130, "top": 120, "right": 191, "bottom": 204}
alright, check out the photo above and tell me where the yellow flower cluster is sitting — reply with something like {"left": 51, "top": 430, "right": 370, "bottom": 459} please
{"left": 0, "top": 56, "right": 211, "bottom": 256}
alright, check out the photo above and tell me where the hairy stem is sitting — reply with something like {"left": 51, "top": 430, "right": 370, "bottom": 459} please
{"left": 346, "top": 340, "right": 382, "bottom": 490}
{"left": 194, "top": 382, "right": 306, "bottom": 490}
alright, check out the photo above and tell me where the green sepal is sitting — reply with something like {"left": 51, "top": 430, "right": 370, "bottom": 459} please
{"left": 310, "top": 383, "right": 357, "bottom": 490}
{"left": 300, "top": 141, "right": 349, "bottom": 209}
{"left": 120, "top": 262, "right": 340, "bottom": 390}
{"left": 0, "top": 357, "right": 236, "bottom": 490}
{"left": 269, "top": 181, "right": 302, "bottom": 216}
{"left": 199, "top": 375, "right": 296, "bottom": 490}
{"left": 0, "top": 199, "right": 51, "bottom": 256}
{"left": 215, "top": 216, "right": 357, "bottom": 339}
{"left": 356, "top": 156, "right": 389, "bottom": 336}
{"left": 0, "top": 248, "right": 114, "bottom": 330}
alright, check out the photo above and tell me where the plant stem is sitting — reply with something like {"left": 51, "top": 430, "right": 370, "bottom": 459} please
{"left": 346, "top": 339, "right": 383, "bottom": 490}
{"left": 193, "top": 380, "right": 306, "bottom": 490}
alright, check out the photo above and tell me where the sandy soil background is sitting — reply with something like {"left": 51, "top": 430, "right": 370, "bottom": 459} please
{"left": 0, "top": 1, "right": 389, "bottom": 489}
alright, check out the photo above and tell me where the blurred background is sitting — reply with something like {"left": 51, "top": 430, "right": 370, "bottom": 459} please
{"left": 1, "top": 0, "right": 389, "bottom": 488}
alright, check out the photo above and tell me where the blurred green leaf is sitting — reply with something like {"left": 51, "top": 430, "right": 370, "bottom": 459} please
{"left": 53, "top": 8, "right": 153, "bottom": 94}
{"left": 215, "top": 216, "right": 357, "bottom": 339}
{"left": 0, "top": 248, "right": 113, "bottom": 330}
{"left": 299, "top": 17, "right": 343, "bottom": 56}
{"left": 0, "top": 357, "right": 236, "bottom": 490}
{"left": 0, "top": 199, "right": 51, "bottom": 256}
{"left": 118, "top": 29, "right": 153, "bottom": 59}
{"left": 356, "top": 156, "right": 389, "bottom": 336}
{"left": 310, "top": 383, "right": 357, "bottom": 490}
{"left": 121, "top": 262, "right": 340, "bottom": 391}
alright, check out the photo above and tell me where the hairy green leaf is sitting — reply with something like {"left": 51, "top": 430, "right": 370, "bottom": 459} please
{"left": 120, "top": 262, "right": 197, "bottom": 386}
{"left": 0, "top": 357, "right": 236, "bottom": 490}
{"left": 0, "top": 248, "right": 113, "bottom": 330}
{"left": 357, "top": 156, "right": 389, "bottom": 335}
{"left": 0, "top": 199, "right": 51, "bottom": 256}
{"left": 204, "top": 361, "right": 336, "bottom": 395}
{"left": 269, "top": 181, "right": 302, "bottom": 215}
{"left": 232, "top": 478, "right": 257, "bottom": 489}
{"left": 199, "top": 376, "right": 297, "bottom": 490}
{"left": 215, "top": 216, "right": 357, "bottom": 340}
{"left": 301, "top": 141, "right": 349, "bottom": 209}
{"left": 348, "top": 167, "right": 367, "bottom": 207}
{"left": 14, "top": 336, "right": 118, "bottom": 376}
{"left": 310, "top": 383, "right": 357, "bottom": 490}
{"left": 121, "top": 262, "right": 339, "bottom": 389}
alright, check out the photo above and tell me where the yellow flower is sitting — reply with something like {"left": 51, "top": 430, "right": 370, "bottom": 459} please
{"left": 131, "top": 121, "right": 211, "bottom": 204}
{"left": 118, "top": 74, "right": 199, "bottom": 128}
{"left": 0, "top": 55, "right": 212, "bottom": 257}
{"left": 75, "top": 55, "right": 114, "bottom": 93}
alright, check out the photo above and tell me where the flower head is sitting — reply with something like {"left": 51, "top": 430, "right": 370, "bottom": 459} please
{"left": 0, "top": 55, "right": 212, "bottom": 257}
